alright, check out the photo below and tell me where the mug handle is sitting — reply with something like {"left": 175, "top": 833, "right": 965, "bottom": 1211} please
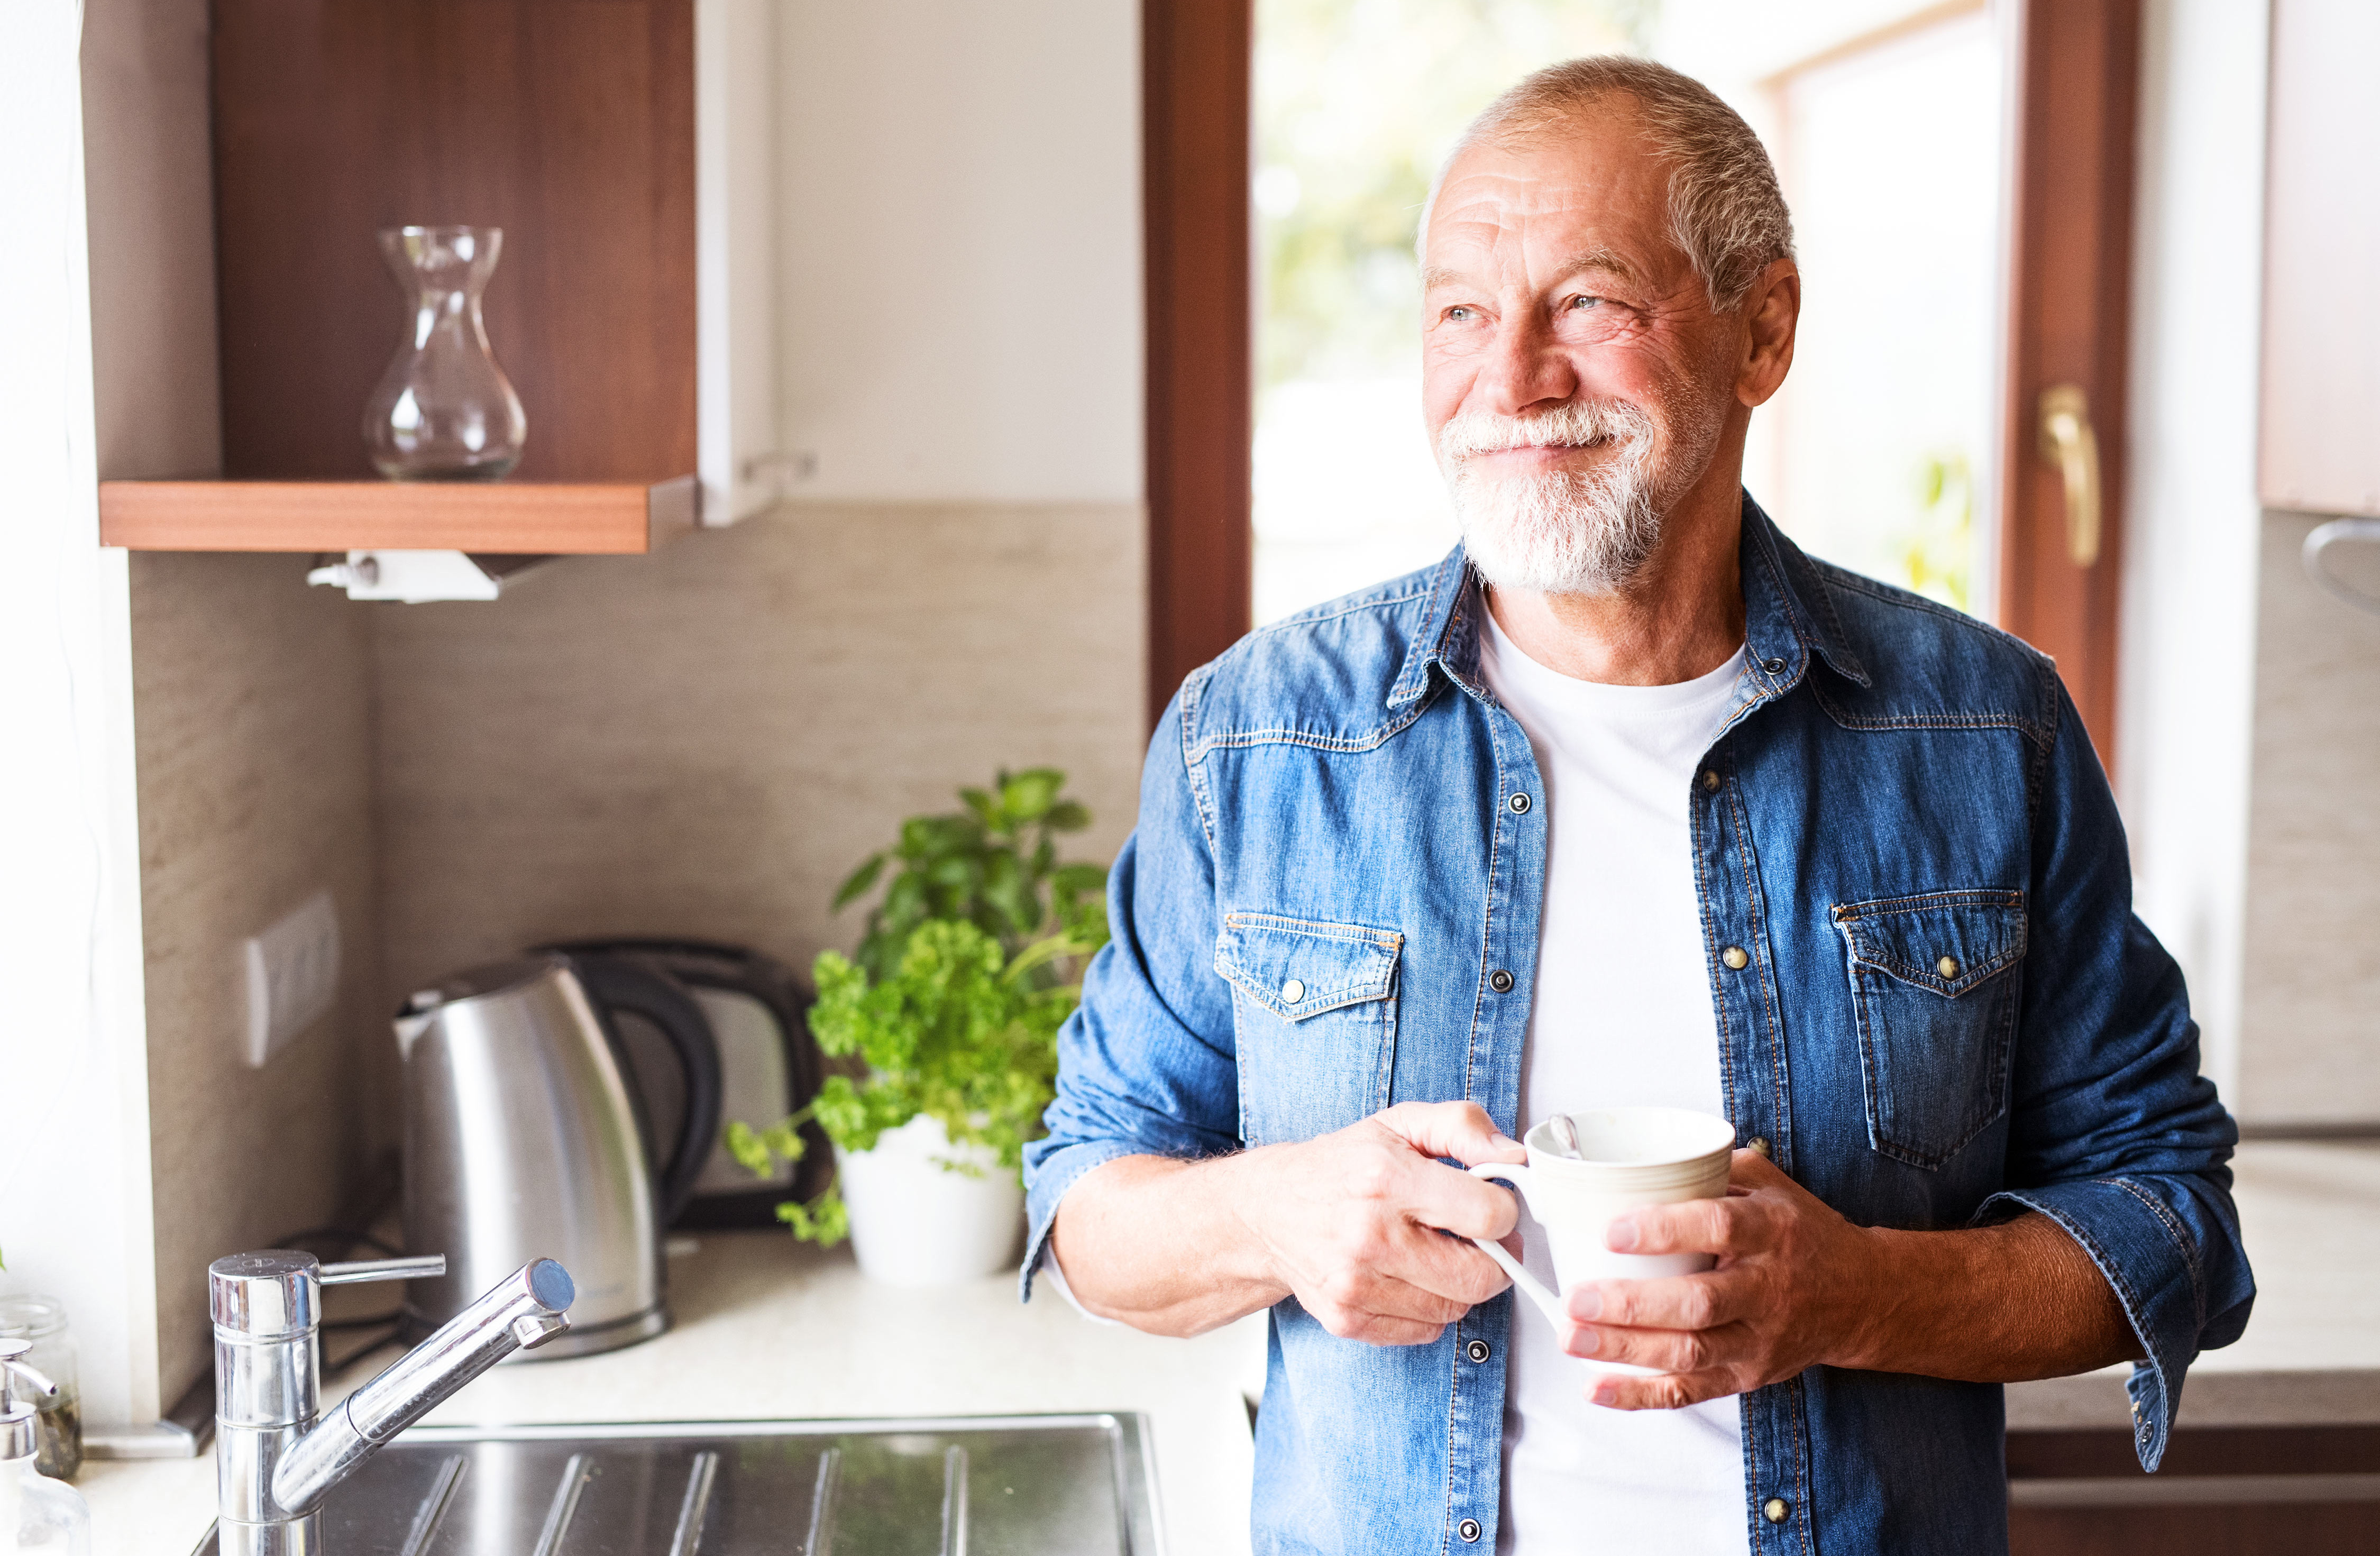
{"left": 1468, "top": 1163, "right": 1567, "bottom": 1330}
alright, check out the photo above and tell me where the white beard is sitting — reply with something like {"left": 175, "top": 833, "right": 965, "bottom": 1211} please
{"left": 1438, "top": 397, "right": 1710, "bottom": 596}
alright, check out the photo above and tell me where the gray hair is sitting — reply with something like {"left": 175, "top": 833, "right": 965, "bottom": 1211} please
{"left": 1420, "top": 56, "right": 1795, "bottom": 315}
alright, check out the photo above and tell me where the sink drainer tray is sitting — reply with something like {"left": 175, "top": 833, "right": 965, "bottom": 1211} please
{"left": 192, "top": 1413, "right": 1163, "bottom": 1555}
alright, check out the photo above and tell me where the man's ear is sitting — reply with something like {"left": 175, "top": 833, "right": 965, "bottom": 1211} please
{"left": 1735, "top": 258, "right": 1800, "bottom": 409}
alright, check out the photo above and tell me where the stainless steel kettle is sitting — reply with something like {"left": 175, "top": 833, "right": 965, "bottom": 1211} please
{"left": 394, "top": 954, "right": 720, "bottom": 1359}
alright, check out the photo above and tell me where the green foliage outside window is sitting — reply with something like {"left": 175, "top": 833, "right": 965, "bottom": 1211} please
{"left": 1255, "top": 0, "right": 1650, "bottom": 397}
{"left": 1899, "top": 451, "right": 1974, "bottom": 612}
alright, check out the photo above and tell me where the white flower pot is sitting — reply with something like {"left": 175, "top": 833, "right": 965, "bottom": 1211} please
{"left": 834, "top": 1113, "right": 1024, "bottom": 1286}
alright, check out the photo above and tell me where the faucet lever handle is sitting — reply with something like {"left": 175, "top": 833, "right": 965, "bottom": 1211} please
{"left": 0, "top": 1338, "right": 58, "bottom": 1409}
{"left": 321, "top": 1255, "right": 447, "bottom": 1286}
{"left": 510, "top": 1311, "right": 571, "bottom": 1351}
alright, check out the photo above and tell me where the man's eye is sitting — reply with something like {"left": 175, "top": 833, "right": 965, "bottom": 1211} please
{"left": 1568, "top": 295, "right": 1603, "bottom": 311}
{"left": 1447, "top": 305, "right": 1476, "bottom": 322}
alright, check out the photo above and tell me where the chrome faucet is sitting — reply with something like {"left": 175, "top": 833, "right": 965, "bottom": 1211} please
{"left": 209, "top": 1249, "right": 574, "bottom": 1555}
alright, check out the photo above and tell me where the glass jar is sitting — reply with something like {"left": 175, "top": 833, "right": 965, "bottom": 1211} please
{"left": 362, "top": 225, "right": 528, "bottom": 481}
{"left": 0, "top": 1299, "right": 76, "bottom": 1481}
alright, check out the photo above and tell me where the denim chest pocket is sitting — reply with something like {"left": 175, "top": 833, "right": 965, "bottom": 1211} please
{"left": 1215, "top": 913, "right": 1402, "bottom": 1147}
{"left": 1832, "top": 890, "right": 2027, "bottom": 1170}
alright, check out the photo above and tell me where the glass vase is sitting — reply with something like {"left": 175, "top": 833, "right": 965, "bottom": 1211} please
{"left": 362, "top": 225, "right": 527, "bottom": 481}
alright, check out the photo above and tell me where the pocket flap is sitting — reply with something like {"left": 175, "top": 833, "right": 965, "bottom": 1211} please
{"left": 1215, "top": 913, "right": 1403, "bottom": 1021}
{"left": 1832, "top": 890, "right": 2026, "bottom": 997}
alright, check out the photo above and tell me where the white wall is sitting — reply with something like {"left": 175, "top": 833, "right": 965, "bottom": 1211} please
{"left": 0, "top": 0, "right": 161, "bottom": 1433}
{"left": 1654, "top": 0, "right": 1976, "bottom": 96}
{"left": 2113, "top": 0, "right": 2269, "bottom": 1103}
{"left": 772, "top": 0, "right": 1142, "bottom": 504}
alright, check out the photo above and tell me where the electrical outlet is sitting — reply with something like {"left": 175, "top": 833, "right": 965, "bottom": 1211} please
{"left": 242, "top": 890, "right": 342, "bottom": 1068}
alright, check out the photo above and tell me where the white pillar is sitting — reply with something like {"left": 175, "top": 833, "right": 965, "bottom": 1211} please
{"left": 2115, "top": 0, "right": 2271, "bottom": 1104}
{"left": 0, "top": 0, "right": 161, "bottom": 1436}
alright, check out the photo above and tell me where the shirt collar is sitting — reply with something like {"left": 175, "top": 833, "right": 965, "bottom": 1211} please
{"left": 1386, "top": 490, "right": 1870, "bottom": 710}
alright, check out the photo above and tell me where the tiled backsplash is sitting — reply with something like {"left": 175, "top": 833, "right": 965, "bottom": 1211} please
{"left": 124, "top": 500, "right": 1146, "bottom": 1409}
{"left": 2238, "top": 511, "right": 2380, "bottom": 1124}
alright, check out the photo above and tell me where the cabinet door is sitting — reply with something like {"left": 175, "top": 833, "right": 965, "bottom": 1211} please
{"left": 696, "top": 0, "right": 781, "bottom": 525}
{"left": 2258, "top": 0, "right": 2380, "bottom": 519}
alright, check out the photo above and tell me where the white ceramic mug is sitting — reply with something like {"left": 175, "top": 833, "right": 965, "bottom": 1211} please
{"left": 1469, "top": 1107, "right": 1737, "bottom": 1366}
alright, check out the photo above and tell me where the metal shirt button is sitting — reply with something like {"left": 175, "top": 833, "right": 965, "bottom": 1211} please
{"left": 1508, "top": 792, "right": 1531, "bottom": 814}
{"left": 1467, "top": 1338, "right": 1491, "bottom": 1363}
{"left": 1937, "top": 955, "right": 1961, "bottom": 979}
{"left": 1488, "top": 968, "right": 1515, "bottom": 993}
{"left": 1720, "top": 945, "right": 1750, "bottom": 971}
{"left": 1701, "top": 768, "right": 1720, "bottom": 792}
{"left": 1749, "top": 1137, "right": 1771, "bottom": 1158}
{"left": 1280, "top": 979, "right": 1305, "bottom": 1005}
{"left": 1762, "top": 1497, "right": 1790, "bottom": 1524}
{"left": 1459, "top": 1518, "right": 1482, "bottom": 1543}
{"left": 1762, "top": 657, "right": 1787, "bottom": 675}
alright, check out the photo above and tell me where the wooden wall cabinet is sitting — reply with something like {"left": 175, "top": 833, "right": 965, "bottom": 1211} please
{"left": 101, "top": 0, "right": 776, "bottom": 557}
{"left": 2259, "top": 0, "right": 2380, "bottom": 517}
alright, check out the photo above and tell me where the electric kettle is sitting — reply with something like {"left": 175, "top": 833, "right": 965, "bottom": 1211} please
{"left": 394, "top": 954, "right": 720, "bottom": 1359}
{"left": 539, "top": 937, "right": 835, "bottom": 1228}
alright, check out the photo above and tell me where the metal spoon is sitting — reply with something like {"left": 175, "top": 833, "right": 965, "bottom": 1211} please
{"left": 1548, "top": 1113, "right": 1583, "bottom": 1160}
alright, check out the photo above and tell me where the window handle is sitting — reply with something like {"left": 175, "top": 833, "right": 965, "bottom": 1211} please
{"left": 2037, "top": 383, "right": 2102, "bottom": 568}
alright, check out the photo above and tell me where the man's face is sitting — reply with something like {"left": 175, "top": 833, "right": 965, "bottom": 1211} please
{"left": 1421, "top": 106, "right": 1748, "bottom": 594}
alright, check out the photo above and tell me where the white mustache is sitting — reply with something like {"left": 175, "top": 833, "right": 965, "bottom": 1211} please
{"left": 1435, "top": 399, "right": 1658, "bottom": 464}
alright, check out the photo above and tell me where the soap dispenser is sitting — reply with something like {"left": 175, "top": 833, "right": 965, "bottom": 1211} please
{"left": 0, "top": 1339, "right": 87, "bottom": 1555}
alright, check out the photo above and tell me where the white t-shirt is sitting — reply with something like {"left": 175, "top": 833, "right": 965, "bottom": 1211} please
{"left": 1475, "top": 601, "right": 1751, "bottom": 1556}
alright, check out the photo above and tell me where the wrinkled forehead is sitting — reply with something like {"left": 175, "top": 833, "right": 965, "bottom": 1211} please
{"left": 1422, "top": 107, "right": 1688, "bottom": 286}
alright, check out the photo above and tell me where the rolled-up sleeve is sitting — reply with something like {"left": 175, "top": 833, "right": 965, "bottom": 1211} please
{"left": 1020, "top": 680, "right": 1242, "bottom": 1299}
{"left": 1976, "top": 681, "right": 2254, "bottom": 1470}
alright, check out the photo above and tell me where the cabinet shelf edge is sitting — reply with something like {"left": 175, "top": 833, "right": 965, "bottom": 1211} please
{"left": 97, "top": 476, "right": 699, "bottom": 555}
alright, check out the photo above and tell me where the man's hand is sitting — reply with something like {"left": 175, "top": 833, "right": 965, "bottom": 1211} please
{"left": 1558, "top": 1149, "right": 2139, "bottom": 1408}
{"left": 1556, "top": 1148, "right": 1878, "bottom": 1407}
{"left": 1050, "top": 1101, "right": 1527, "bottom": 1342}
{"left": 1236, "top": 1102, "right": 1529, "bottom": 1346}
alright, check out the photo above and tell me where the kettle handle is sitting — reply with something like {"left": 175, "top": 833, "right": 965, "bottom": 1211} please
{"left": 569, "top": 955, "right": 724, "bottom": 1226}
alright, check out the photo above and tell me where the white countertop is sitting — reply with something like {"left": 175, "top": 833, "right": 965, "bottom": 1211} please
{"left": 77, "top": 1232, "right": 1268, "bottom": 1556}
{"left": 72, "top": 1140, "right": 2380, "bottom": 1550}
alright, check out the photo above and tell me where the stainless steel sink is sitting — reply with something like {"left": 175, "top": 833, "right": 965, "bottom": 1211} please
{"left": 189, "top": 1413, "right": 1165, "bottom": 1555}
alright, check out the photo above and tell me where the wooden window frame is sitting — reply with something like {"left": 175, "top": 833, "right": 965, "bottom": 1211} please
{"left": 1143, "top": 0, "right": 1254, "bottom": 725}
{"left": 1998, "top": 0, "right": 2140, "bottom": 768}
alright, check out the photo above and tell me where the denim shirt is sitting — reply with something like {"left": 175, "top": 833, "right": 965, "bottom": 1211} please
{"left": 1023, "top": 497, "right": 2253, "bottom": 1555}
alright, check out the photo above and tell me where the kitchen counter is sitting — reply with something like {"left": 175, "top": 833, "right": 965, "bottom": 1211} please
{"left": 76, "top": 1232, "right": 1269, "bottom": 1556}
{"left": 72, "top": 1140, "right": 2380, "bottom": 1550}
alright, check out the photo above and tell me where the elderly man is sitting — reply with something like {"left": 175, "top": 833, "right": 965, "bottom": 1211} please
{"left": 1023, "top": 56, "right": 2251, "bottom": 1555}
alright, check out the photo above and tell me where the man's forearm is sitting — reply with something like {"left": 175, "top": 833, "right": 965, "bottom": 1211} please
{"left": 1841, "top": 1212, "right": 2140, "bottom": 1381}
{"left": 1047, "top": 1106, "right": 1530, "bottom": 1345}
{"left": 1049, "top": 1154, "right": 1290, "bottom": 1337}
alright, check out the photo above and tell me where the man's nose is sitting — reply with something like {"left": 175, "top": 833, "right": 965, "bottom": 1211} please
{"left": 1475, "top": 310, "right": 1579, "bottom": 418}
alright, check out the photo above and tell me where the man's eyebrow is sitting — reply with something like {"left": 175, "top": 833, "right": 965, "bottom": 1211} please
{"left": 1552, "top": 247, "right": 1640, "bottom": 286}
{"left": 1418, "top": 248, "right": 1642, "bottom": 292}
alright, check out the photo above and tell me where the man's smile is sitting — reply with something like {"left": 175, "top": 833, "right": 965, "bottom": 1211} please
{"left": 1466, "top": 438, "right": 1616, "bottom": 472}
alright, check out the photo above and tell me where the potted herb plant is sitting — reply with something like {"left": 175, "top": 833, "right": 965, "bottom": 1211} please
{"left": 728, "top": 769, "right": 1108, "bottom": 1285}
